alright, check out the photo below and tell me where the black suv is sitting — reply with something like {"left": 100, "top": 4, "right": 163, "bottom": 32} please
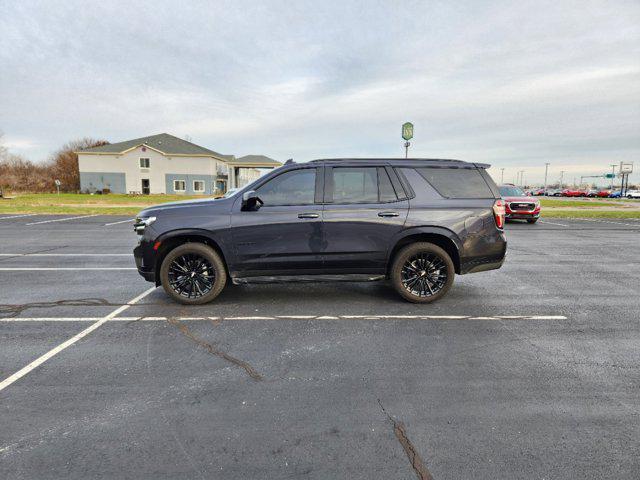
{"left": 134, "top": 159, "right": 507, "bottom": 304}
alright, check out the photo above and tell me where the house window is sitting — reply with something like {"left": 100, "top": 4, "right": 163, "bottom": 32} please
{"left": 193, "top": 180, "right": 205, "bottom": 193}
{"left": 173, "top": 180, "right": 186, "bottom": 192}
{"left": 139, "top": 158, "right": 150, "bottom": 169}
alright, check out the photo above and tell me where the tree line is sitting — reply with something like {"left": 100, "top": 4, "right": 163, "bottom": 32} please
{"left": 0, "top": 134, "right": 109, "bottom": 193}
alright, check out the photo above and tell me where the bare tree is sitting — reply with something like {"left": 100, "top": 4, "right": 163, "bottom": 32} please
{"left": 50, "top": 137, "right": 109, "bottom": 192}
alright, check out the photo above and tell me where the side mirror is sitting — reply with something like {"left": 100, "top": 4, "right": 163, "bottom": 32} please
{"left": 241, "top": 190, "right": 263, "bottom": 211}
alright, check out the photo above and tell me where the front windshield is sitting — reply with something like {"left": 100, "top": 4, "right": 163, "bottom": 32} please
{"left": 499, "top": 186, "right": 525, "bottom": 196}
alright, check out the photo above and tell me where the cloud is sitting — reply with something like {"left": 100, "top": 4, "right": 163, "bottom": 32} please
{"left": 0, "top": 0, "right": 639, "bottom": 184}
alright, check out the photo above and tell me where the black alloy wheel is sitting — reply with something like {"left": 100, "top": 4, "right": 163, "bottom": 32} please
{"left": 160, "top": 243, "right": 227, "bottom": 305}
{"left": 168, "top": 253, "right": 215, "bottom": 299}
{"left": 390, "top": 242, "right": 455, "bottom": 303}
{"left": 400, "top": 252, "right": 448, "bottom": 297}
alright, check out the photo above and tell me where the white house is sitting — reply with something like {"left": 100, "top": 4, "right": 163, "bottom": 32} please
{"left": 77, "top": 133, "right": 281, "bottom": 195}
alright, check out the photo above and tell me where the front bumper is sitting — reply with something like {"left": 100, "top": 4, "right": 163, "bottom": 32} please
{"left": 134, "top": 243, "right": 156, "bottom": 282}
{"left": 506, "top": 212, "right": 540, "bottom": 220}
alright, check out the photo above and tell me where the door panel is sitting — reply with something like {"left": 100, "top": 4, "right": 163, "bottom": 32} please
{"left": 230, "top": 167, "right": 324, "bottom": 275}
{"left": 322, "top": 202, "right": 408, "bottom": 272}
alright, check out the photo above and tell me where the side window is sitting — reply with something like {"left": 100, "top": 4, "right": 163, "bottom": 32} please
{"left": 378, "top": 168, "right": 398, "bottom": 202}
{"left": 416, "top": 167, "right": 494, "bottom": 199}
{"left": 330, "top": 167, "right": 399, "bottom": 203}
{"left": 139, "top": 158, "right": 150, "bottom": 169}
{"left": 256, "top": 168, "right": 316, "bottom": 206}
{"left": 331, "top": 167, "right": 378, "bottom": 203}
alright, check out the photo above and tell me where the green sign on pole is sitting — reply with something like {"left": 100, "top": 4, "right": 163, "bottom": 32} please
{"left": 402, "top": 122, "right": 414, "bottom": 141}
{"left": 604, "top": 173, "right": 615, "bottom": 179}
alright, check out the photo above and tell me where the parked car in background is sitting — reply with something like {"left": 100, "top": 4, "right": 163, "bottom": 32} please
{"left": 594, "top": 190, "right": 611, "bottom": 198}
{"left": 561, "top": 188, "right": 587, "bottom": 197}
{"left": 499, "top": 184, "right": 541, "bottom": 224}
{"left": 532, "top": 188, "right": 546, "bottom": 196}
{"left": 625, "top": 190, "right": 640, "bottom": 199}
{"left": 545, "top": 189, "right": 562, "bottom": 196}
{"left": 609, "top": 191, "right": 622, "bottom": 198}
{"left": 134, "top": 158, "right": 508, "bottom": 305}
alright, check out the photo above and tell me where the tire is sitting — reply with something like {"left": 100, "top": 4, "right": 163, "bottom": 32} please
{"left": 160, "top": 243, "right": 227, "bottom": 305}
{"left": 527, "top": 218, "right": 538, "bottom": 224}
{"left": 390, "top": 242, "right": 455, "bottom": 303}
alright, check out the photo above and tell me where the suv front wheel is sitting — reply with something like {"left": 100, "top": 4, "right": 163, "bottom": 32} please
{"left": 390, "top": 242, "right": 455, "bottom": 303}
{"left": 160, "top": 243, "right": 227, "bottom": 305}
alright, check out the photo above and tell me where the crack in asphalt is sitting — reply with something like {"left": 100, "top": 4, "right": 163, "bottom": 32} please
{"left": 166, "top": 318, "right": 263, "bottom": 381}
{"left": 378, "top": 399, "right": 434, "bottom": 480}
{"left": 0, "top": 298, "right": 115, "bottom": 319}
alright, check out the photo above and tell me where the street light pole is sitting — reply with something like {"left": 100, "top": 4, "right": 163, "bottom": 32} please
{"left": 560, "top": 170, "right": 565, "bottom": 189}
{"left": 544, "top": 163, "right": 549, "bottom": 193}
{"left": 501, "top": 168, "right": 504, "bottom": 184}
{"left": 609, "top": 164, "right": 617, "bottom": 190}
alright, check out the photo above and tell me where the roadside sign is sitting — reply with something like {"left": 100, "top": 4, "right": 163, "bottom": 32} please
{"left": 604, "top": 173, "right": 615, "bottom": 179}
{"left": 620, "top": 162, "right": 633, "bottom": 174}
{"left": 54, "top": 179, "right": 61, "bottom": 186}
{"left": 402, "top": 122, "right": 414, "bottom": 141}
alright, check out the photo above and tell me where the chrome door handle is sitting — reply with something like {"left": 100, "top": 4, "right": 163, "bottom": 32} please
{"left": 298, "top": 213, "right": 319, "bottom": 219}
{"left": 378, "top": 211, "right": 399, "bottom": 217}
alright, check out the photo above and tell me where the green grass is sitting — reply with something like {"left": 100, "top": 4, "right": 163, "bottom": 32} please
{"left": 0, "top": 193, "right": 209, "bottom": 215}
{"left": 539, "top": 198, "right": 624, "bottom": 207}
{"left": 543, "top": 209, "right": 640, "bottom": 219}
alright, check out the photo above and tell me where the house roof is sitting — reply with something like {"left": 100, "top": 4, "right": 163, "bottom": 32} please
{"left": 78, "top": 133, "right": 234, "bottom": 160}
{"left": 230, "top": 155, "right": 282, "bottom": 167}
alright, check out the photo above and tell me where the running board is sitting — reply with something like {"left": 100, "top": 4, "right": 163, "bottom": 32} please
{"left": 232, "top": 274, "right": 386, "bottom": 285}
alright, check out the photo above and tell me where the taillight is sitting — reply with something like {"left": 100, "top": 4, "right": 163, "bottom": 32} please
{"left": 493, "top": 199, "right": 505, "bottom": 229}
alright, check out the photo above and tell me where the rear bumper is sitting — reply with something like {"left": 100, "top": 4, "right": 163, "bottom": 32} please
{"left": 460, "top": 229, "right": 507, "bottom": 274}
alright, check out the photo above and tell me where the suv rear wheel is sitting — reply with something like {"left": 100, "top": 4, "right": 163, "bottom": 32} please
{"left": 390, "top": 242, "right": 455, "bottom": 303}
{"left": 160, "top": 243, "right": 227, "bottom": 305}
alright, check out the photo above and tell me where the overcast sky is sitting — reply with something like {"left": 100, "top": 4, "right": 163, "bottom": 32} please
{"left": 1, "top": 0, "right": 639, "bottom": 184}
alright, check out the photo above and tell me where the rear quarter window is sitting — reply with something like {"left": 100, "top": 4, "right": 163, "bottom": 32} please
{"left": 415, "top": 167, "right": 495, "bottom": 199}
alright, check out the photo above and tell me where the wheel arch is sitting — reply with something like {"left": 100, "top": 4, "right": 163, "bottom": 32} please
{"left": 387, "top": 227, "right": 462, "bottom": 275}
{"left": 153, "top": 229, "right": 229, "bottom": 285}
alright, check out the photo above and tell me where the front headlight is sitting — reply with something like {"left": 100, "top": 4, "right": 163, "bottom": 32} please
{"left": 133, "top": 216, "right": 156, "bottom": 234}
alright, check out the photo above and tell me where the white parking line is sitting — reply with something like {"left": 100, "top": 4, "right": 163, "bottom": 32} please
{"left": 0, "top": 315, "right": 568, "bottom": 322}
{"left": 0, "top": 253, "right": 130, "bottom": 257}
{"left": 25, "top": 214, "right": 99, "bottom": 226}
{"left": 0, "top": 268, "right": 136, "bottom": 271}
{"left": 103, "top": 218, "right": 134, "bottom": 226}
{"left": 539, "top": 220, "right": 568, "bottom": 227}
{"left": 0, "top": 214, "right": 37, "bottom": 220}
{"left": 0, "top": 287, "right": 157, "bottom": 393}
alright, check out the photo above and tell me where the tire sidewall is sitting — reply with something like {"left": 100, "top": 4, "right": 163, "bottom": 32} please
{"left": 391, "top": 242, "right": 455, "bottom": 303}
{"left": 160, "top": 243, "right": 227, "bottom": 305}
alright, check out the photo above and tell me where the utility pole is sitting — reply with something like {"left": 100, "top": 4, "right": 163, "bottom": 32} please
{"left": 609, "top": 164, "right": 617, "bottom": 190}
{"left": 544, "top": 163, "right": 549, "bottom": 193}
{"left": 500, "top": 168, "right": 504, "bottom": 184}
{"left": 560, "top": 170, "right": 565, "bottom": 189}
{"left": 522, "top": 171, "right": 526, "bottom": 188}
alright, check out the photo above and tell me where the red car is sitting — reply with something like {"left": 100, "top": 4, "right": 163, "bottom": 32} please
{"left": 499, "top": 184, "right": 541, "bottom": 224}
{"left": 561, "top": 188, "right": 587, "bottom": 197}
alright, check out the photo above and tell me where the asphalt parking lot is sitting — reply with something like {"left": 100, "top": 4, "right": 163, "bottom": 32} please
{"left": 1, "top": 214, "right": 639, "bottom": 479}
